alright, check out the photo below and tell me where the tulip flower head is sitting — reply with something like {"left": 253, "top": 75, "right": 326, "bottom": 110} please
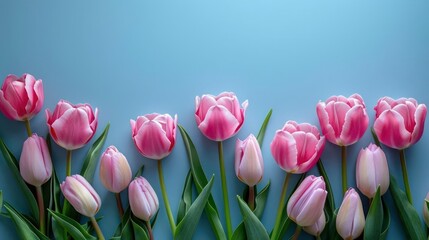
{"left": 336, "top": 188, "right": 365, "bottom": 240}
{"left": 99, "top": 146, "right": 132, "bottom": 193}
{"left": 129, "top": 176, "right": 159, "bottom": 221}
{"left": 235, "top": 134, "right": 264, "bottom": 187}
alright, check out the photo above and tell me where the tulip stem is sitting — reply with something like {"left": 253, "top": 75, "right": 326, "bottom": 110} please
{"left": 341, "top": 146, "right": 347, "bottom": 195}
{"left": 36, "top": 186, "right": 45, "bottom": 235}
{"left": 115, "top": 193, "right": 124, "bottom": 219}
{"left": 218, "top": 141, "right": 233, "bottom": 239}
{"left": 66, "top": 150, "right": 72, "bottom": 176}
{"left": 292, "top": 225, "right": 302, "bottom": 240}
{"left": 24, "top": 118, "right": 33, "bottom": 137}
{"left": 146, "top": 220, "right": 154, "bottom": 240}
{"left": 248, "top": 185, "right": 255, "bottom": 211}
{"left": 90, "top": 216, "right": 105, "bottom": 240}
{"left": 157, "top": 160, "right": 176, "bottom": 234}
{"left": 271, "top": 173, "right": 291, "bottom": 240}
{"left": 399, "top": 149, "right": 413, "bottom": 204}
{"left": 316, "top": 235, "right": 322, "bottom": 240}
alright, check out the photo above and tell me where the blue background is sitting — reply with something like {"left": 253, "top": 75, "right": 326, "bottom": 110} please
{"left": 1, "top": 1, "right": 429, "bottom": 239}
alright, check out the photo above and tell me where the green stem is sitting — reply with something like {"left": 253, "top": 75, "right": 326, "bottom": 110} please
{"left": 90, "top": 217, "right": 105, "bottom": 240}
{"left": 115, "top": 193, "right": 124, "bottom": 219}
{"left": 248, "top": 185, "right": 255, "bottom": 211}
{"left": 271, "top": 173, "right": 292, "bottom": 240}
{"left": 292, "top": 225, "right": 302, "bottom": 240}
{"left": 218, "top": 141, "right": 233, "bottom": 239}
{"left": 158, "top": 160, "right": 176, "bottom": 234}
{"left": 36, "top": 186, "right": 45, "bottom": 235}
{"left": 341, "top": 146, "right": 347, "bottom": 195}
{"left": 24, "top": 118, "right": 32, "bottom": 137}
{"left": 316, "top": 235, "right": 321, "bottom": 240}
{"left": 399, "top": 149, "right": 413, "bottom": 204}
{"left": 146, "top": 220, "right": 154, "bottom": 240}
{"left": 66, "top": 150, "right": 72, "bottom": 176}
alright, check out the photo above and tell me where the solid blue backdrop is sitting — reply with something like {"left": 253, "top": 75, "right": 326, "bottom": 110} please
{"left": 1, "top": 1, "right": 428, "bottom": 239}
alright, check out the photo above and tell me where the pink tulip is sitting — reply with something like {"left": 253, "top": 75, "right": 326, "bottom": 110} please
{"left": 129, "top": 176, "right": 159, "bottom": 221}
{"left": 130, "top": 113, "right": 177, "bottom": 160}
{"left": 336, "top": 188, "right": 365, "bottom": 240}
{"left": 316, "top": 94, "right": 369, "bottom": 146}
{"left": 60, "top": 175, "right": 101, "bottom": 217}
{"left": 235, "top": 134, "right": 264, "bottom": 187}
{"left": 356, "top": 143, "right": 390, "bottom": 198}
{"left": 99, "top": 146, "right": 132, "bottom": 193}
{"left": 46, "top": 100, "right": 98, "bottom": 150}
{"left": 19, "top": 134, "right": 52, "bottom": 187}
{"left": 0, "top": 73, "right": 44, "bottom": 121}
{"left": 423, "top": 193, "right": 429, "bottom": 227}
{"left": 287, "top": 175, "right": 327, "bottom": 226}
{"left": 303, "top": 212, "right": 326, "bottom": 237}
{"left": 195, "top": 92, "right": 248, "bottom": 141}
{"left": 373, "top": 97, "right": 427, "bottom": 149}
{"left": 270, "top": 121, "right": 325, "bottom": 174}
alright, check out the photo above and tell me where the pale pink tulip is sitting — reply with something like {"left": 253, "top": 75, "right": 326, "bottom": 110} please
{"left": 303, "top": 212, "right": 326, "bottom": 237}
{"left": 195, "top": 92, "right": 248, "bottom": 141}
{"left": 129, "top": 176, "right": 159, "bottom": 221}
{"left": 336, "top": 188, "right": 365, "bottom": 240}
{"left": 423, "top": 193, "right": 429, "bottom": 227}
{"left": 46, "top": 100, "right": 98, "bottom": 150}
{"left": 99, "top": 146, "right": 132, "bottom": 193}
{"left": 0, "top": 73, "right": 44, "bottom": 121}
{"left": 270, "top": 121, "right": 325, "bottom": 174}
{"left": 374, "top": 97, "right": 427, "bottom": 149}
{"left": 130, "top": 113, "right": 177, "bottom": 160}
{"left": 235, "top": 134, "right": 264, "bottom": 187}
{"left": 316, "top": 94, "right": 369, "bottom": 146}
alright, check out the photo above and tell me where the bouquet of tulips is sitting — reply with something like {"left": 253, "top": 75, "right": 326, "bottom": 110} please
{"left": 0, "top": 73, "right": 428, "bottom": 240}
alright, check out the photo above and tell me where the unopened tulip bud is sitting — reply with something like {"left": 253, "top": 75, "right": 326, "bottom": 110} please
{"left": 235, "top": 134, "right": 263, "bottom": 187}
{"left": 129, "top": 177, "right": 159, "bottom": 221}
{"left": 99, "top": 146, "right": 132, "bottom": 193}
{"left": 336, "top": 188, "right": 365, "bottom": 239}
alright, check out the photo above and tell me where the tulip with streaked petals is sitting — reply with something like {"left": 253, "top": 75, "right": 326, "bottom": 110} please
{"left": 303, "top": 212, "right": 326, "bottom": 237}
{"left": 19, "top": 134, "right": 52, "bottom": 187}
{"left": 336, "top": 188, "right": 365, "bottom": 240}
{"left": 356, "top": 143, "right": 390, "bottom": 198}
{"left": 99, "top": 146, "right": 132, "bottom": 193}
{"left": 129, "top": 177, "right": 159, "bottom": 221}
{"left": 46, "top": 100, "right": 98, "bottom": 150}
{"left": 60, "top": 175, "right": 101, "bottom": 217}
{"left": 130, "top": 113, "right": 177, "bottom": 160}
{"left": 423, "top": 193, "right": 429, "bottom": 227}
{"left": 374, "top": 97, "right": 427, "bottom": 149}
{"left": 0, "top": 73, "right": 44, "bottom": 121}
{"left": 235, "top": 134, "right": 264, "bottom": 187}
{"left": 270, "top": 121, "right": 325, "bottom": 174}
{"left": 195, "top": 92, "right": 248, "bottom": 141}
{"left": 316, "top": 94, "right": 369, "bottom": 146}
{"left": 287, "top": 175, "right": 327, "bottom": 226}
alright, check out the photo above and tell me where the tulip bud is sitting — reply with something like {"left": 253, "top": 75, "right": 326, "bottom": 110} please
{"left": 303, "top": 212, "right": 326, "bottom": 237}
{"left": 130, "top": 113, "right": 177, "bottom": 160}
{"left": 99, "top": 146, "right": 132, "bottom": 193}
{"left": 423, "top": 193, "right": 429, "bottom": 228}
{"left": 129, "top": 177, "right": 159, "bottom": 221}
{"left": 356, "top": 143, "right": 390, "bottom": 198}
{"left": 287, "top": 175, "right": 327, "bottom": 226}
{"left": 195, "top": 92, "right": 248, "bottom": 141}
{"left": 336, "top": 188, "right": 365, "bottom": 240}
{"left": 235, "top": 134, "right": 263, "bottom": 187}
{"left": 60, "top": 175, "right": 101, "bottom": 217}
{"left": 19, "top": 134, "right": 52, "bottom": 187}
{"left": 0, "top": 73, "right": 44, "bottom": 121}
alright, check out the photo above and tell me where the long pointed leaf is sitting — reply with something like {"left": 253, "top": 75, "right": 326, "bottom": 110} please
{"left": 364, "top": 187, "right": 383, "bottom": 240}
{"left": 256, "top": 109, "right": 272, "bottom": 146}
{"left": 237, "top": 196, "right": 269, "bottom": 240}
{"left": 131, "top": 218, "right": 149, "bottom": 240}
{"left": 0, "top": 191, "right": 3, "bottom": 210}
{"left": 48, "top": 210, "right": 96, "bottom": 240}
{"left": 380, "top": 197, "right": 391, "bottom": 240}
{"left": 176, "top": 170, "right": 193, "bottom": 224}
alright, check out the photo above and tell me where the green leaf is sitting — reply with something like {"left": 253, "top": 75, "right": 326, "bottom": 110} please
{"left": 176, "top": 170, "right": 193, "bottom": 224}
{"left": 178, "top": 125, "right": 226, "bottom": 240}
{"left": 0, "top": 191, "right": 3, "bottom": 210}
{"left": 119, "top": 217, "right": 134, "bottom": 239}
{"left": 48, "top": 209, "right": 97, "bottom": 240}
{"left": 380, "top": 197, "right": 391, "bottom": 240}
{"left": 0, "top": 138, "right": 39, "bottom": 221}
{"left": 237, "top": 196, "right": 269, "bottom": 240}
{"left": 131, "top": 218, "right": 149, "bottom": 240}
{"left": 364, "top": 187, "right": 383, "bottom": 240}
{"left": 389, "top": 175, "right": 425, "bottom": 240}
{"left": 317, "top": 159, "right": 335, "bottom": 213}
{"left": 256, "top": 109, "right": 272, "bottom": 146}
{"left": 51, "top": 218, "right": 67, "bottom": 240}
{"left": 175, "top": 175, "right": 215, "bottom": 240}
{"left": 371, "top": 127, "right": 381, "bottom": 147}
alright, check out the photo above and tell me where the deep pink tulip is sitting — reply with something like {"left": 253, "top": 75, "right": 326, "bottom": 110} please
{"left": 130, "top": 113, "right": 177, "bottom": 160}
{"left": 0, "top": 73, "right": 44, "bottom": 121}
{"left": 60, "top": 175, "right": 101, "bottom": 217}
{"left": 195, "top": 92, "right": 248, "bottom": 141}
{"left": 129, "top": 176, "right": 159, "bottom": 221}
{"left": 356, "top": 143, "right": 389, "bottom": 198}
{"left": 336, "top": 188, "right": 365, "bottom": 240}
{"left": 46, "top": 100, "right": 98, "bottom": 150}
{"left": 270, "top": 121, "right": 325, "bottom": 174}
{"left": 316, "top": 94, "right": 369, "bottom": 146}
{"left": 19, "top": 134, "right": 52, "bottom": 187}
{"left": 287, "top": 175, "right": 327, "bottom": 226}
{"left": 374, "top": 97, "right": 427, "bottom": 149}
{"left": 99, "top": 146, "right": 132, "bottom": 193}
{"left": 235, "top": 134, "right": 264, "bottom": 187}
{"left": 303, "top": 212, "right": 326, "bottom": 237}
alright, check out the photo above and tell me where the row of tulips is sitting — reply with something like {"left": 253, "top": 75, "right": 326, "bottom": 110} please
{"left": 0, "top": 73, "right": 428, "bottom": 240}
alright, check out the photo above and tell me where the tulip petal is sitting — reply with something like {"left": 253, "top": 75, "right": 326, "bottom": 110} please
{"left": 411, "top": 104, "right": 427, "bottom": 145}
{"left": 195, "top": 95, "right": 217, "bottom": 124}
{"left": 316, "top": 102, "right": 337, "bottom": 144}
{"left": 270, "top": 130, "right": 298, "bottom": 172}
{"left": 134, "top": 120, "right": 171, "bottom": 159}
{"left": 237, "top": 138, "right": 263, "bottom": 186}
{"left": 197, "top": 105, "right": 240, "bottom": 141}
{"left": 374, "top": 110, "right": 411, "bottom": 149}
{"left": 393, "top": 102, "right": 416, "bottom": 133}
{"left": 340, "top": 105, "right": 369, "bottom": 146}
{"left": 295, "top": 189, "right": 327, "bottom": 226}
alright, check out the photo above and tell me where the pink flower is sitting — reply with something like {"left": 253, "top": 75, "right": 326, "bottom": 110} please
{"left": 270, "top": 121, "right": 325, "bottom": 174}
{"left": 19, "top": 134, "right": 52, "bottom": 187}
{"left": 129, "top": 176, "right": 159, "bottom": 221}
{"left": 0, "top": 73, "right": 44, "bottom": 121}
{"left": 99, "top": 146, "right": 132, "bottom": 193}
{"left": 373, "top": 97, "right": 427, "bottom": 149}
{"left": 60, "top": 174, "right": 101, "bottom": 217}
{"left": 287, "top": 175, "right": 327, "bottom": 226}
{"left": 235, "top": 134, "right": 264, "bottom": 187}
{"left": 130, "top": 113, "right": 177, "bottom": 160}
{"left": 336, "top": 188, "right": 365, "bottom": 240}
{"left": 195, "top": 92, "right": 248, "bottom": 141}
{"left": 316, "top": 94, "right": 369, "bottom": 146}
{"left": 46, "top": 100, "right": 98, "bottom": 150}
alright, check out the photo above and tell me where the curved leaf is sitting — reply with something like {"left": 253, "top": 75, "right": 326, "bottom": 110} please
{"left": 48, "top": 210, "right": 96, "bottom": 240}
{"left": 380, "top": 197, "right": 391, "bottom": 240}
{"left": 256, "top": 109, "right": 272, "bottom": 146}
{"left": 131, "top": 218, "right": 149, "bottom": 240}
{"left": 237, "top": 196, "right": 269, "bottom": 240}
{"left": 176, "top": 170, "right": 193, "bottom": 224}
{"left": 364, "top": 187, "right": 383, "bottom": 240}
